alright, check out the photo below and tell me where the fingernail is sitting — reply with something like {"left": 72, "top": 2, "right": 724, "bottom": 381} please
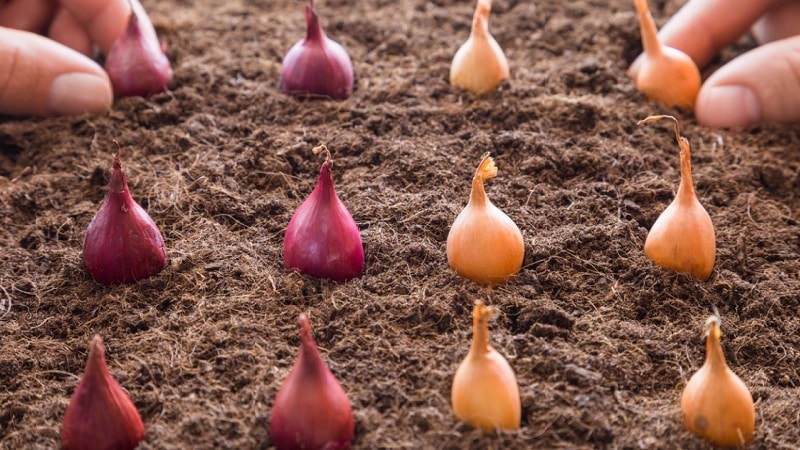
{"left": 701, "top": 85, "right": 762, "bottom": 128}
{"left": 48, "top": 73, "right": 112, "bottom": 116}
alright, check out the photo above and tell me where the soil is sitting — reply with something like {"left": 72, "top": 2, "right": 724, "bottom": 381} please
{"left": 1, "top": 0, "right": 799, "bottom": 449}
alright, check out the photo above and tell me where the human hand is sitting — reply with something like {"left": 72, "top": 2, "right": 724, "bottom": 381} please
{"left": 0, "top": 0, "right": 140, "bottom": 117}
{"left": 629, "top": 0, "right": 800, "bottom": 128}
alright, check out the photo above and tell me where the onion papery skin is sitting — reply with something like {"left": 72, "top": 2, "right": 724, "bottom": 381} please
{"left": 284, "top": 157, "right": 364, "bottom": 282}
{"left": 449, "top": 0, "right": 509, "bottom": 95}
{"left": 643, "top": 195, "right": 715, "bottom": 280}
{"left": 447, "top": 153, "right": 523, "bottom": 285}
{"left": 270, "top": 314, "right": 355, "bottom": 450}
{"left": 280, "top": 5, "right": 354, "bottom": 100}
{"left": 61, "top": 336, "right": 145, "bottom": 450}
{"left": 680, "top": 317, "right": 755, "bottom": 447}
{"left": 83, "top": 152, "right": 167, "bottom": 285}
{"left": 451, "top": 301, "right": 520, "bottom": 432}
{"left": 104, "top": 6, "right": 172, "bottom": 98}
{"left": 635, "top": 47, "right": 700, "bottom": 109}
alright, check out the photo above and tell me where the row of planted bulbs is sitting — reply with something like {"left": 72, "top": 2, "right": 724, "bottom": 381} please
{"left": 61, "top": 310, "right": 753, "bottom": 449}
{"left": 114, "top": 0, "right": 698, "bottom": 110}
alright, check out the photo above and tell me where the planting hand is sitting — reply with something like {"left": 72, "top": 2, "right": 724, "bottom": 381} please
{"left": 630, "top": 0, "right": 800, "bottom": 128}
{"left": 0, "top": 0, "right": 149, "bottom": 117}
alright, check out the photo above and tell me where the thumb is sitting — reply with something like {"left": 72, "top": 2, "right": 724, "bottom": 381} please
{"left": 0, "top": 27, "right": 112, "bottom": 117}
{"left": 695, "top": 36, "right": 800, "bottom": 128}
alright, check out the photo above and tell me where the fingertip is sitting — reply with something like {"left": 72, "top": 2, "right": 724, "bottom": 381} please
{"left": 0, "top": 27, "right": 111, "bottom": 117}
{"left": 695, "top": 84, "right": 763, "bottom": 128}
{"left": 695, "top": 37, "right": 800, "bottom": 128}
{"left": 47, "top": 72, "right": 112, "bottom": 116}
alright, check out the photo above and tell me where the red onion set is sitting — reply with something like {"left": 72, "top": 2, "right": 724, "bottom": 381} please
{"left": 280, "top": 0, "right": 354, "bottom": 100}
{"left": 105, "top": 1, "right": 172, "bottom": 98}
{"left": 270, "top": 314, "right": 355, "bottom": 450}
{"left": 61, "top": 336, "right": 145, "bottom": 450}
{"left": 283, "top": 145, "right": 364, "bottom": 282}
{"left": 83, "top": 142, "right": 167, "bottom": 285}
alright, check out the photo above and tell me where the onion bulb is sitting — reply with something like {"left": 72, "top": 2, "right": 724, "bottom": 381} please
{"left": 638, "top": 115, "right": 715, "bottom": 281}
{"left": 104, "top": 1, "right": 172, "bottom": 98}
{"left": 83, "top": 141, "right": 167, "bottom": 285}
{"left": 280, "top": 0, "right": 354, "bottom": 100}
{"left": 447, "top": 152, "right": 524, "bottom": 285}
{"left": 452, "top": 300, "right": 520, "bottom": 433}
{"left": 681, "top": 314, "right": 755, "bottom": 447}
{"left": 270, "top": 313, "right": 355, "bottom": 450}
{"left": 632, "top": 0, "right": 700, "bottom": 109}
{"left": 61, "top": 335, "right": 145, "bottom": 450}
{"left": 450, "top": 0, "right": 509, "bottom": 95}
{"left": 283, "top": 145, "right": 364, "bottom": 282}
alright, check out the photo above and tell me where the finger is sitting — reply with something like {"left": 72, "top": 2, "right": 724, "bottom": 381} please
{"left": 58, "top": 0, "right": 157, "bottom": 54}
{"left": 0, "top": 27, "right": 112, "bottom": 116}
{"left": 752, "top": 1, "right": 800, "bottom": 44}
{"left": 628, "top": 0, "right": 783, "bottom": 76}
{"left": 695, "top": 36, "right": 800, "bottom": 128}
{"left": 49, "top": 6, "right": 93, "bottom": 57}
{"left": 0, "top": 0, "right": 56, "bottom": 32}
{"left": 658, "top": 0, "right": 782, "bottom": 67}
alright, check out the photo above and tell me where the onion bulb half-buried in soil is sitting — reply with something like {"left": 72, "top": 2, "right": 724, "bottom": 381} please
{"left": 632, "top": 0, "right": 700, "bottom": 109}
{"left": 83, "top": 141, "right": 167, "bottom": 285}
{"left": 104, "top": 0, "right": 172, "bottom": 98}
{"left": 638, "top": 115, "right": 715, "bottom": 281}
{"left": 451, "top": 300, "right": 520, "bottom": 433}
{"left": 61, "top": 335, "right": 145, "bottom": 450}
{"left": 447, "top": 152, "right": 524, "bottom": 285}
{"left": 280, "top": 0, "right": 354, "bottom": 100}
{"left": 450, "top": 0, "right": 509, "bottom": 95}
{"left": 681, "top": 314, "right": 755, "bottom": 447}
{"left": 270, "top": 313, "right": 355, "bottom": 450}
{"left": 283, "top": 145, "right": 364, "bottom": 282}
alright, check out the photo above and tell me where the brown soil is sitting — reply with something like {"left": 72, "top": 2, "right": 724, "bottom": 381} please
{"left": 1, "top": 0, "right": 798, "bottom": 449}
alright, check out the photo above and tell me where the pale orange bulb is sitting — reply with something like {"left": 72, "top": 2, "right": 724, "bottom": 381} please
{"left": 450, "top": 0, "right": 509, "bottom": 95}
{"left": 633, "top": 0, "right": 700, "bottom": 109}
{"left": 639, "top": 115, "right": 715, "bottom": 280}
{"left": 681, "top": 315, "right": 755, "bottom": 447}
{"left": 451, "top": 300, "right": 520, "bottom": 433}
{"left": 447, "top": 152, "right": 524, "bottom": 285}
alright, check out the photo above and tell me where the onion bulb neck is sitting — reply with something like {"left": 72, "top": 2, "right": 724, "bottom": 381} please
{"left": 703, "top": 315, "right": 727, "bottom": 370}
{"left": 469, "top": 152, "right": 497, "bottom": 208}
{"left": 471, "top": 0, "right": 491, "bottom": 39}
{"left": 109, "top": 140, "right": 128, "bottom": 194}
{"left": 304, "top": 3, "right": 325, "bottom": 45}
{"left": 633, "top": 0, "right": 661, "bottom": 58}
{"left": 312, "top": 145, "right": 337, "bottom": 201}
{"left": 298, "top": 313, "right": 323, "bottom": 375}
{"left": 469, "top": 301, "right": 493, "bottom": 356}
